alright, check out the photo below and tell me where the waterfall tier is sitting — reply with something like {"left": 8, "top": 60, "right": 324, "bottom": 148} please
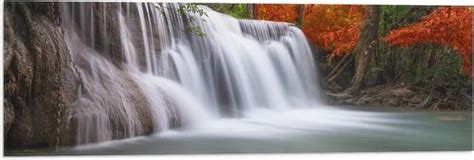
{"left": 61, "top": 3, "right": 319, "bottom": 145}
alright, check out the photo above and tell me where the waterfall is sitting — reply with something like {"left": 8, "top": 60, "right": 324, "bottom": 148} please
{"left": 61, "top": 3, "right": 320, "bottom": 145}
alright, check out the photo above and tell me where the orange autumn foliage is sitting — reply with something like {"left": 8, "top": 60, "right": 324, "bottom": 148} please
{"left": 302, "top": 5, "right": 365, "bottom": 59}
{"left": 255, "top": 4, "right": 365, "bottom": 59}
{"left": 255, "top": 4, "right": 298, "bottom": 23}
{"left": 384, "top": 7, "right": 473, "bottom": 76}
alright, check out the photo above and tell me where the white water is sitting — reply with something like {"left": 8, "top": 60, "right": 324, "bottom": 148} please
{"left": 61, "top": 3, "right": 321, "bottom": 145}
{"left": 67, "top": 107, "right": 471, "bottom": 154}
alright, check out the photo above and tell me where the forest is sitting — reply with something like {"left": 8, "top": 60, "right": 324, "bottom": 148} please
{"left": 206, "top": 4, "right": 472, "bottom": 110}
{"left": 3, "top": 2, "right": 472, "bottom": 154}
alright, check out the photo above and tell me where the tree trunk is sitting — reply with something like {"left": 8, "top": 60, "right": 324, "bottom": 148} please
{"left": 347, "top": 6, "right": 380, "bottom": 93}
{"left": 296, "top": 5, "right": 305, "bottom": 26}
{"left": 247, "top": 4, "right": 254, "bottom": 19}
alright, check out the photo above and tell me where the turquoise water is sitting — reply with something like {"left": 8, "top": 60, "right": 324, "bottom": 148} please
{"left": 7, "top": 106, "right": 472, "bottom": 155}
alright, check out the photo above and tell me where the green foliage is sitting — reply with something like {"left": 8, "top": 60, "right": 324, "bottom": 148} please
{"left": 378, "top": 6, "right": 437, "bottom": 36}
{"left": 154, "top": 3, "right": 208, "bottom": 38}
{"left": 179, "top": 4, "right": 208, "bottom": 38}
{"left": 367, "top": 6, "right": 470, "bottom": 91}
{"left": 379, "top": 6, "right": 411, "bottom": 35}
{"left": 222, "top": 4, "right": 251, "bottom": 19}
{"left": 186, "top": 25, "right": 206, "bottom": 37}
{"left": 178, "top": 4, "right": 208, "bottom": 17}
{"left": 408, "top": 45, "right": 470, "bottom": 89}
{"left": 207, "top": 4, "right": 252, "bottom": 19}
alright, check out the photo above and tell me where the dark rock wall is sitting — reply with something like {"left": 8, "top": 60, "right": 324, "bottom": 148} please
{"left": 4, "top": 2, "right": 157, "bottom": 149}
{"left": 4, "top": 2, "right": 72, "bottom": 148}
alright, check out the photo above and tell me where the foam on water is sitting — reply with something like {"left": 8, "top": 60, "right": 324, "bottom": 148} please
{"left": 62, "top": 3, "right": 321, "bottom": 145}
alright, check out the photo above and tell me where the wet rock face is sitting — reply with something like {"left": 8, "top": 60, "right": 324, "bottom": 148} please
{"left": 64, "top": 3, "right": 125, "bottom": 67}
{"left": 62, "top": 3, "right": 152, "bottom": 71}
{"left": 4, "top": 2, "right": 156, "bottom": 149}
{"left": 4, "top": 2, "right": 71, "bottom": 148}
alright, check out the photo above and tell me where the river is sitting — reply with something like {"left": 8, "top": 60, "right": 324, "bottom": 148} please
{"left": 8, "top": 106, "right": 471, "bottom": 155}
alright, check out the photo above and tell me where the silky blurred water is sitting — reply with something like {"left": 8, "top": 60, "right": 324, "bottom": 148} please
{"left": 8, "top": 106, "right": 470, "bottom": 155}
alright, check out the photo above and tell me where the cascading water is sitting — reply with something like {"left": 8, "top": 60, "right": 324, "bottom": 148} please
{"left": 61, "top": 3, "right": 320, "bottom": 145}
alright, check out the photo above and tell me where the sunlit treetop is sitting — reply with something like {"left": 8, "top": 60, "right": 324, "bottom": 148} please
{"left": 255, "top": 4, "right": 298, "bottom": 23}
{"left": 302, "top": 5, "right": 365, "bottom": 59}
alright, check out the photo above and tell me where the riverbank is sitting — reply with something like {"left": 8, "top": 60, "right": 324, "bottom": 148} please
{"left": 323, "top": 84, "right": 472, "bottom": 111}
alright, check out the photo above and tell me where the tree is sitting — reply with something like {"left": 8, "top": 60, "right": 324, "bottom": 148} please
{"left": 155, "top": 3, "right": 208, "bottom": 37}
{"left": 300, "top": 5, "right": 366, "bottom": 86}
{"left": 348, "top": 6, "right": 380, "bottom": 92}
{"left": 301, "top": 5, "right": 365, "bottom": 59}
{"left": 247, "top": 4, "right": 255, "bottom": 19}
{"left": 384, "top": 7, "right": 472, "bottom": 77}
{"left": 255, "top": 4, "right": 298, "bottom": 23}
{"left": 255, "top": 5, "right": 378, "bottom": 92}
{"left": 295, "top": 4, "right": 305, "bottom": 26}
{"left": 254, "top": 5, "right": 365, "bottom": 59}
